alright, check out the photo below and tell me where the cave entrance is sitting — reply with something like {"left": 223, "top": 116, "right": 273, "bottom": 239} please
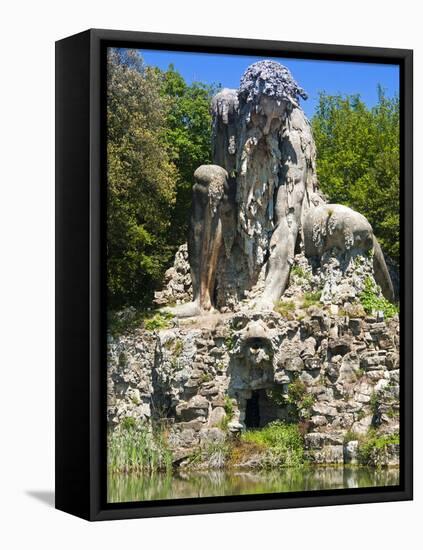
{"left": 244, "top": 388, "right": 286, "bottom": 429}
{"left": 245, "top": 390, "right": 260, "bottom": 428}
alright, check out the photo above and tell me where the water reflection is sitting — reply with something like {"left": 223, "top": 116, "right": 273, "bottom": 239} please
{"left": 108, "top": 466, "right": 399, "bottom": 503}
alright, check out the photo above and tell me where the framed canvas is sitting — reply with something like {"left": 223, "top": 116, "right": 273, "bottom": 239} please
{"left": 55, "top": 28, "right": 413, "bottom": 521}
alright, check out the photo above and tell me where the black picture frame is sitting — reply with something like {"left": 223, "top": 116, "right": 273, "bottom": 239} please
{"left": 55, "top": 28, "right": 413, "bottom": 521}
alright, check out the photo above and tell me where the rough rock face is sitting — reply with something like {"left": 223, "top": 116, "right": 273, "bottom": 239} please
{"left": 107, "top": 331, "right": 156, "bottom": 426}
{"left": 154, "top": 244, "right": 192, "bottom": 307}
{"left": 108, "top": 251, "right": 399, "bottom": 467}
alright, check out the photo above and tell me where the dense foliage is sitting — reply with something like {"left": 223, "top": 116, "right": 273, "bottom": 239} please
{"left": 159, "top": 66, "right": 215, "bottom": 246}
{"left": 312, "top": 90, "right": 400, "bottom": 263}
{"left": 107, "top": 49, "right": 215, "bottom": 309}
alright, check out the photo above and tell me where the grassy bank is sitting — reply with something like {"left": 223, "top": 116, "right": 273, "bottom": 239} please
{"left": 108, "top": 418, "right": 399, "bottom": 474}
{"left": 187, "top": 421, "right": 307, "bottom": 471}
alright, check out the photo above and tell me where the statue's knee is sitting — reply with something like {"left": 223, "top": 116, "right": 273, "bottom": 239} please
{"left": 194, "top": 165, "right": 228, "bottom": 189}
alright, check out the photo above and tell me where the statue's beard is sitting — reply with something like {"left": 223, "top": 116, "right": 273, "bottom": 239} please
{"left": 236, "top": 123, "right": 283, "bottom": 274}
{"left": 255, "top": 122, "right": 283, "bottom": 143}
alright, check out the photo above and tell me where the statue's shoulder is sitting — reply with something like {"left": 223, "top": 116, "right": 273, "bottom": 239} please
{"left": 289, "top": 107, "right": 312, "bottom": 131}
{"left": 211, "top": 88, "right": 239, "bottom": 122}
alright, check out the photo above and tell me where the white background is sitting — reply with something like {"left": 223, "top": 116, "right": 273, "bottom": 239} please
{"left": 0, "top": 0, "right": 420, "bottom": 547}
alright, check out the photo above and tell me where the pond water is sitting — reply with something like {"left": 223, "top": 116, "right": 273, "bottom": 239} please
{"left": 108, "top": 466, "right": 399, "bottom": 503}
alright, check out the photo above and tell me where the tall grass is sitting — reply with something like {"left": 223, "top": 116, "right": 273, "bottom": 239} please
{"left": 108, "top": 420, "right": 173, "bottom": 474}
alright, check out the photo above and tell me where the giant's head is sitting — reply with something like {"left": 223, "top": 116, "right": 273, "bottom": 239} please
{"left": 239, "top": 60, "right": 307, "bottom": 134}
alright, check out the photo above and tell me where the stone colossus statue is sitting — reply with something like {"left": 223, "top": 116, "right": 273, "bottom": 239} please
{"left": 171, "top": 60, "right": 394, "bottom": 317}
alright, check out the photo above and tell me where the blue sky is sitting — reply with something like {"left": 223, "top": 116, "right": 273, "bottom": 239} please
{"left": 137, "top": 49, "right": 399, "bottom": 119}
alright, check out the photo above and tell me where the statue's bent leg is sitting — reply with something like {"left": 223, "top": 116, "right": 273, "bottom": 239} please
{"left": 256, "top": 215, "right": 299, "bottom": 309}
{"left": 255, "top": 170, "right": 305, "bottom": 310}
{"left": 171, "top": 165, "right": 228, "bottom": 317}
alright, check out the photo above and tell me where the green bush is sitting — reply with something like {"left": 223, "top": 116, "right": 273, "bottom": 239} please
{"left": 224, "top": 333, "right": 236, "bottom": 351}
{"left": 274, "top": 300, "right": 296, "bottom": 317}
{"left": 285, "top": 379, "right": 316, "bottom": 420}
{"left": 199, "top": 372, "right": 213, "bottom": 384}
{"left": 359, "top": 277, "right": 398, "bottom": 319}
{"left": 224, "top": 396, "right": 234, "bottom": 418}
{"left": 290, "top": 265, "right": 311, "bottom": 281}
{"left": 143, "top": 311, "right": 174, "bottom": 331}
{"left": 163, "top": 337, "right": 183, "bottom": 355}
{"left": 241, "top": 421, "right": 305, "bottom": 468}
{"left": 357, "top": 429, "right": 399, "bottom": 467}
{"left": 121, "top": 416, "right": 137, "bottom": 430}
{"left": 302, "top": 291, "right": 322, "bottom": 309}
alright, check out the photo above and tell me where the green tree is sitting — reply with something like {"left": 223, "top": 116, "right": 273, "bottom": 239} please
{"left": 312, "top": 89, "right": 399, "bottom": 262}
{"left": 107, "top": 49, "right": 177, "bottom": 308}
{"left": 160, "top": 66, "right": 217, "bottom": 245}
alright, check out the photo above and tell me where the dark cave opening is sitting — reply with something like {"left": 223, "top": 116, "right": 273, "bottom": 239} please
{"left": 245, "top": 390, "right": 260, "bottom": 428}
{"left": 244, "top": 388, "right": 286, "bottom": 429}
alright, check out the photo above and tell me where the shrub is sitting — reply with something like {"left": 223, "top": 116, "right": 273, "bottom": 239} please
{"left": 356, "top": 408, "right": 367, "bottom": 421}
{"left": 357, "top": 429, "right": 399, "bottom": 467}
{"left": 216, "top": 362, "right": 226, "bottom": 373}
{"left": 241, "top": 421, "right": 305, "bottom": 468}
{"left": 286, "top": 379, "right": 316, "bottom": 420}
{"left": 290, "top": 265, "right": 311, "bottom": 281}
{"left": 359, "top": 277, "right": 398, "bottom": 319}
{"left": 121, "top": 416, "right": 137, "bottom": 431}
{"left": 224, "top": 396, "right": 234, "bottom": 419}
{"left": 163, "top": 337, "right": 183, "bottom": 356}
{"left": 143, "top": 310, "right": 174, "bottom": 331}
{"left": 287, "top": 379, "right": 306, "bottom": 405}
{"left": 274, "top": 300, "right": 296, "bottom": 318}
{"left": 225, "top": 334, "right": 236, "bottom": 351}
{"left": 200, "top": 372, "right": 213, "bottom": 384}
{"left": 302, "top": 290, "right": 322, "bottom": 309}
{"left": 266, "top": 386, "right": 286, "bottom": 407}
